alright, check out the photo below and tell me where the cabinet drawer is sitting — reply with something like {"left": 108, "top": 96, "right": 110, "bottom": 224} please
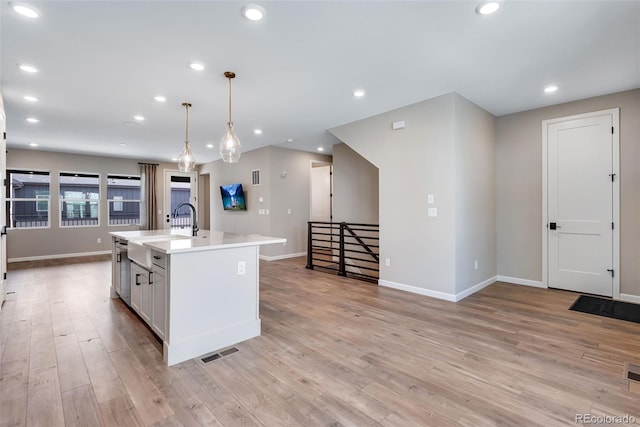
{"left": 151, "top": 251, "right": 167, "bottom": 269}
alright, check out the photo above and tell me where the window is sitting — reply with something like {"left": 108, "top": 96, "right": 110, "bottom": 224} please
{"left": 59, "top": 172, "right": 100, "bottom": 227}
{"left": 6, "top": 170, "right": 50, "bottom": 229}
{"left": 107, "top": 175, "right": 141, "bottom": 225}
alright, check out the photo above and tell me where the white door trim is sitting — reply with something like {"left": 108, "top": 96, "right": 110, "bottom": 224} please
{"left": 541, "top": 108, "right": 620, "bottom": 298}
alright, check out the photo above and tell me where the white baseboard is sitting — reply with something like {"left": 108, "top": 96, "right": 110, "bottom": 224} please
{"left": 379, "top": 280, "right": 457, "bottom": 302}
{"left": 259, "top": 252, "right": 306, "bottom": 262}
{"left": 378, "top": 276, "right": 497, "bottom": 302}
{"left": 619, "top": 293, "right": 640, "bottom": 304}
{"left": 455, "top": 276, "right": 497, "bottom": 301}
{"left": 9, "top": 250, "right": 112, "bottom": 263}
{"left": 496, "top": 275, "right": 546, "bottom": 288}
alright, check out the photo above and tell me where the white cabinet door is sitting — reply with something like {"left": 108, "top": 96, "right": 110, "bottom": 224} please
{"left": 151, "top": 268, "right": 166, "bottom": 340}
{"left": 130, "top": 263, "right": 144, "bottom": 314}
{"left": 140, "top": 269, "right": 153, "bottom": 324}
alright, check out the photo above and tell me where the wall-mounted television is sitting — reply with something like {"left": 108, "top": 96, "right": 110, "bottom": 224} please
{"left": 220, "top": 183, "right": 247, "bottom": 211}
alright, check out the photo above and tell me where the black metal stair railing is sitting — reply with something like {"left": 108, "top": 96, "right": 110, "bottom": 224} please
{"left": 306, "top": 221, "right": 379, "bottom": 283}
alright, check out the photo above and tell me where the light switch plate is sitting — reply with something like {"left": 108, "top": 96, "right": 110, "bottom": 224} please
{"left": 427, "top": 194, "right": 434, "bottom": 204}
{"left": 428, "top": 208, "right": 437, "bottom": 217}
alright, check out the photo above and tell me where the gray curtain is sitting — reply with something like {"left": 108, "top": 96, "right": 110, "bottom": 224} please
{"left": 140, "top": 163, "right": 158, "bottom": 230}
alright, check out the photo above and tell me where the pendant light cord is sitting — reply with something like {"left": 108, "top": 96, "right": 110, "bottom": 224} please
{"left": 185, "top": 103, "right": 189, "bottom": 143}
{"left": 228, "top": 77, "right": 232, "bottom": 124}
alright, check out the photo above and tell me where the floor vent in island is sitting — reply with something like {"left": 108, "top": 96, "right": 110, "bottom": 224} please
{"left": 201, "top": 347, "right": 239, "bottom": 364}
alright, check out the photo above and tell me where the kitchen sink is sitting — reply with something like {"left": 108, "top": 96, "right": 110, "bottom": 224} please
{"left": 128, "top": 235, "right": 189, "bottom": 269}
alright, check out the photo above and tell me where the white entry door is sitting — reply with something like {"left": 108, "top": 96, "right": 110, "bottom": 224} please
{"left": 544, "top": 109, "right": 619, "bottom": 297}
{"left": 163, "top": 170, "right": 197, "bottom": 230}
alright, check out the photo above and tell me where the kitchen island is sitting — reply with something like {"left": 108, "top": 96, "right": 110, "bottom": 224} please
{"left": 110, "top": 230, "right": 286, "bottom": 366}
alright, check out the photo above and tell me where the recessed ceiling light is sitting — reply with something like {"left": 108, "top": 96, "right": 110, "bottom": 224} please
{"left": 286, "top": 138, "right": 293, "bottom": 143}
{"left": 12, "top": 3, "right": 39, "bottom": 18}
{"left": 23, "top": 95, "right": 38, "bottom": 102}
{"left": 19, "top": 64, "right": 39, "bottom": 73}
{"left": 154, "top": 95, "right": 167, "bottom": 102}
{"left": 476, "top": 1, "right": 500, "bottom": 15}
{"left": 28, "top": 142, "right": 39, "bottom": 147}
{"left": 206, "top": 143, "right": 214, "bottom": 149}
{"left": 317, "top": 147, "right": 324, "bottom": 152}
{"left": 26, "top": 117, "right": 39, "bottom": 123}
{"left": 253, "top": 129, "right": 263, "bottom": 135}
{"left": 120, "top": 143, "right": 127, "bottom": 147}
{"left": 189, "top": 62, "right": 205, "bottom": 71}
{"left": 133, "top": 115, "right": 145, "bottom": 121}
{"left": 242, "top": 4, "right": 266, "bottom": 21}
{"left": 353, "top": 89, "right": 366, "bottom": 97}
{"left": 171, "top": 157, "right": 178, "bottom": 161}
{"left": 544, "top": 85, "right": 559, "bottom": 93}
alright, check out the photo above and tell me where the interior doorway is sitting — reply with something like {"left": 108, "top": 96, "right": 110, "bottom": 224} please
{"left": 310, "top": 162, "right": 332, "bottom": 222}
{"left": 542, "top": 108, "right": 619, "bottom": 298}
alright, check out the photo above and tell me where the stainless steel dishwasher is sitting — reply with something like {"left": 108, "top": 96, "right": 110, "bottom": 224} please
{"left": 115, "top": 239, "right": 132, "bottom": 306}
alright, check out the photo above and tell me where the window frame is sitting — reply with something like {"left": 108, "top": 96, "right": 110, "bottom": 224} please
{"left": 6, "top": 168, "right": 51, "bottom": 230}
{"left": 107, "top": 174, "right": 141, "bottom": 226}
{"left": 59, "top": 171, "right": 101, "bottom": 228}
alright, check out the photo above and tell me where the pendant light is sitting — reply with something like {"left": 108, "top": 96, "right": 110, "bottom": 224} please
{"left": 219, "top": 71, "right": 242, "bottom": 163}
{"left": 177, "top": 102, "right": 196, "bottom": 172}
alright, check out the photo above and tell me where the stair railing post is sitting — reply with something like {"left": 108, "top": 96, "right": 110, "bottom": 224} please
{"left": 306, "top": 221, "right": 314, "bottom": 270}
{"left": 338, "top": 222, "right": 346, "bottom": 276}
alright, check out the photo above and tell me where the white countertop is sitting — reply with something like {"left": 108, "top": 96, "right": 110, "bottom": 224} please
{"left": 110, "top": 229, "right": 286, "bottom": 254}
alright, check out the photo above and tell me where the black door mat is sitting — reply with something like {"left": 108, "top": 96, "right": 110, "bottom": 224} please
{"left": 570, "top": 295, "right": 640, "bottom": 324}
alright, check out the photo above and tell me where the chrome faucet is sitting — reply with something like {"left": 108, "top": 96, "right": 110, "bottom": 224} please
{"left": 172, "top": 202, "right": 199, "bottom": 236}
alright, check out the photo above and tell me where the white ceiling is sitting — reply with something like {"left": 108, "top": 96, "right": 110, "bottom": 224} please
{"left": 1, "top": 1, "right": 639, "bottom": 165}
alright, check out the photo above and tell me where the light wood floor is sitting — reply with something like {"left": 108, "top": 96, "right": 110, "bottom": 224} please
{"left": 1, "top": 256, "right": 640, "bottom": 426}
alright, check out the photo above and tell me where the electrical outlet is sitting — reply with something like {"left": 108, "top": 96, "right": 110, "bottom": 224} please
{"left": 385, "top": 258, "right": 391, "bottom": 267}
{"left": 265, "top": 209, "right": 270, "bottom": 215}
{"left": 237, "top": 261, "right": 246, "bottom": 275}
{"left": 97, "top": 238, "right": 102, "bottom": 244}
{"left": 474, "top": 260, "right": 479, "bottom": 270}
{"left": 287, "top": 208, "right": 292, "bottom": 214}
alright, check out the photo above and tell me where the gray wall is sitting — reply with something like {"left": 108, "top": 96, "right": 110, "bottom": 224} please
{"left": 332, "top": 143, "right": 379, "bottom": 224}
{"left": 496, "top": 89, "right": 640, "bottom": 297}
{"left": 454, "top": 96, "right": 497, "bottom": 294}
{"left": 6, "top": 149, "right": 177, "bottom": 260}
{"left": 200, "top": 146, "right": 331, "bottom": 258}
{"left": 330, "top": 93, "right": 496, "bottom": 298}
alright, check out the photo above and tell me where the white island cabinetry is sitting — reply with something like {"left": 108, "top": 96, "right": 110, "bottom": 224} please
{"left": 109, "top": 230, "right": 285, "bottom": 366}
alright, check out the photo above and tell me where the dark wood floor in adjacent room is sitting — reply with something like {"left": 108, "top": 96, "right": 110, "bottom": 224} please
{"left": 1, "top": 256, "right": 639, "bottom": 426}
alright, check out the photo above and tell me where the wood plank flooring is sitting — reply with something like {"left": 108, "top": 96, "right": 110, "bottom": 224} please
{"left": 1, "top": 256, "right": 640, "bottom": 426}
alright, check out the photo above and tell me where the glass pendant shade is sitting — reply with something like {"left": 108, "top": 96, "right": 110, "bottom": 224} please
{"left": 177, "top": 141, "right": 196, "bottom": 171}
{"left": 177, "top": 102, "right": 196, "bottom": 172}
{"left": 220, "top": 122, "right": 241, "bottom": 163}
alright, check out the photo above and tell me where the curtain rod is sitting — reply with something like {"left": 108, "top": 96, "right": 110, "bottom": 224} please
{"left": 138, "top": 162, "right": 159, "bottom": 166}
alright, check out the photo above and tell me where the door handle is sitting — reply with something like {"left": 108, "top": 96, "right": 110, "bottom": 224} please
{"left": 549, "top": 222, "right": 562, "bottom": 230}
{"left": 135, "top": 274, "right": 141, "bottom": 285}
